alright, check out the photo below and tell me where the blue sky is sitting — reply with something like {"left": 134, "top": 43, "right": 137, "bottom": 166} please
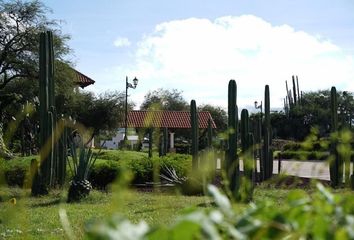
{"left": 43, "top": 0, "right": 354, "bottom": 110}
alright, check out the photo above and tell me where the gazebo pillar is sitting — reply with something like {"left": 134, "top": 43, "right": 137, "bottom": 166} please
{"left": 169, "top": 132, "right": 175, "bottom": 152}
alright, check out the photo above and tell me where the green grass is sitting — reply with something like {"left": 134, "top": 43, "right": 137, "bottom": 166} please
{"left": 0, "top": 183, "right": 315, "bottom": 240}
{"left": 0, "top": 186, "right": 209, "bottom": 240}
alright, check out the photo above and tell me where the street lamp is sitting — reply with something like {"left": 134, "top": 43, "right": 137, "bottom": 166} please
{"left": 254, "top": 100, "right": 263, "bottom": 160}
{"left": 124, "top": 76, "right": 138, "bottom": 140}
{"left": 254, "top": 100, "right": 263, "bottom": 118}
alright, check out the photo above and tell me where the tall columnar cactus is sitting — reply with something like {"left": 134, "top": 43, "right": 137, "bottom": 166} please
{"left": 262, "top": 85, "right": 273, "bottom": 180}
{"left": 226, "top": 80, "right": 240, "bottom": 198}
{"left": 148, "top": 128, "right": 153, "bottom": 158}
{"left": 190, "top": 100, "right": 199, "bottom": 170}
{"left": 241, "top": 109, "right": 254, "bottom": 183}
{"left": 329, "top": 86, "right": 342, "bottom": 187}
{"left": 292, "top": 75, "right": 297, "bottom": 105}
{"left": 159, "top": 127, "right": 168, "bottom": 156}
{"left": 296, "top": 76, "right": 301, "bottom": 105}
{"left": 58, "top": 118, "right": 67, "bottom": 186}
{"left": 32, "top": 31, "right": 66, "bottom": 195}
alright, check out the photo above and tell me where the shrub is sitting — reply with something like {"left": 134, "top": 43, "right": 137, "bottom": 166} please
{"left": 283, "top": 142, "right": 302, "bottom": 151}
{"left": 89, "top": 160, "right": 121, "bottom": 190}
{"left": 4, "top": 166, "right": 27, "bottom": 187}
{"left": 280, "top": 151, "right": 329, "bottom": 160}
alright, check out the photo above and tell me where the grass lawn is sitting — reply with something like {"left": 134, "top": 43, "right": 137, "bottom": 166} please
{"left": 0, "top": 184, "right": 296, "bottom": 240}
{"left": 0, "top": 186, "right": 210, "bottom": 240}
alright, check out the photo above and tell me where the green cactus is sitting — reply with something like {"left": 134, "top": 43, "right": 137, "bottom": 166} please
{"left": 190, "top": 100, "right": 199, "bottom": 170}
{"left": 32, "top": 31, "right": 66, "bottom": 195}
{"left": 263, "top": 85, "right": 273, "bottom": 180}
{"left": 58, "top": 118, "right": 67, "bottom": 186}
{"left": 226, "top": 80, "right": 240, "bottom": 199}
{"left": 148, "top": 128, "right": 153, "bottom": 158}
{"left": 329, "top": 86, "right": 342, "bottom": 187}
{"left": 292, "top": 75, "right": 297, "bottom": 105}
{"left": 241, "top": 109, "right": 254, "bottom": 183}
{"left": 159, "top": 127, "right": 168, "bottom": 157}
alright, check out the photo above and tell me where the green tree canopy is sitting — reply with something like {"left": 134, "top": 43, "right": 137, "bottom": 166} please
{"left": 198, "top": 104, "right": 227, "bottom": 132}
{"left": 72, "top": 91, "right": 134, "bottom": 139}
{"left": 140, "top": 88, "right": 188, "bottom": 111}
{"left": 0, "top": 0, "right": 70, "bottom": 90}
{"left": 270, "top": 89, "right": 354, "bottom": 140}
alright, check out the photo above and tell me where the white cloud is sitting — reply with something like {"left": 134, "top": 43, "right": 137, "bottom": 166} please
{"left": 113, "top": 37, "right": 131, "bottom": 47}
{"left": 114, "top": 15, "right": 354, "bottom": 110}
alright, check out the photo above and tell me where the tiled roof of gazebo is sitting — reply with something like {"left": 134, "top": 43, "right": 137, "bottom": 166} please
{"left": 127, "top": 110, "right": 217, "bottom": 129}
{"left": 73, "top": 69, "right": 95, "bottom": 88}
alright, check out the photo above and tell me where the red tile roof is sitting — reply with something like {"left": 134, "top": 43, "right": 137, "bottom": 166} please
{"left": 73, "top": 69, "right": 95, "bottom": 88}
{"left": 127, "top": 110, "right": 217, "bottom": 129}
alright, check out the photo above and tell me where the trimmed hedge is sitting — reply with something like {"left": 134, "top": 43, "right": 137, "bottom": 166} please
{"left": 1, "top": 152, "right": 192, "bottom": 189}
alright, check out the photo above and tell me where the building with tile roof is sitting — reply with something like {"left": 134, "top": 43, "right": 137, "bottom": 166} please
{"left": 124, "top": 110, "right": 216, "bottom": 152}
{"left": 73, "top": 69, "right": 95, "bottom": 88}
{"left": 126, "top": 110, "right": 217, "bottom": 129}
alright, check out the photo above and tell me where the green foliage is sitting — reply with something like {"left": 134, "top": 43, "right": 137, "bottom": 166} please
{"left": 140, "top": 88, "right": 188, "bottom": 111}
{"left": 199, "top": 104, "right": 227, "bottom": 132}
{"left": 73, "top": 91, "right": 130, "bottom": 137}
{"left": 85, "top": 183, "right": 354, "bottom": 239}
{"left": 68, "top": 144, "right": 97, "bottom": 182}
{"left": 279, "top": 150, "right": 329, "bottom": 160}
{"left": 0, "top": 0, "right": 71, "bottom": 90}
{"left": 89, "top": 160, "right": 121, "bottom": 190}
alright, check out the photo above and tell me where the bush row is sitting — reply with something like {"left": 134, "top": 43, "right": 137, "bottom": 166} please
{"left": 282, "top": 140, "right": 330, "bottom": 151}
{"left": 279, "top": 151, "right": 329, "bottom": 160}
{"left": 0, "top": 152, "right": 192, "bottom": 190}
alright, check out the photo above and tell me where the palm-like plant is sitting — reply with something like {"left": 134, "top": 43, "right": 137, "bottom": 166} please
{"left": 67, "top": 141, "right": 98, "bottom": 202}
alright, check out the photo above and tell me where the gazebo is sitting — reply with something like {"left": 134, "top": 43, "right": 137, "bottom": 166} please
{"left": 126, "top": 110, "right": 217, "bottom": 152}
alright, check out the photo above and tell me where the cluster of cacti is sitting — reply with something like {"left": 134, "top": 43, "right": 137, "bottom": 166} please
{"left": 261, "top": 85, "right": 273, "bottom": 180}
{"left": 31, "top": 31, "right": 67, "bottom": 195}
{"left": 190, "top": 100, "right": 199, "bottom": 170}
{"left": 226, "top": 80, "right": 240, "bottom": 199}
{"left": 284, "top": 75, "right": 301, "bottom": 114}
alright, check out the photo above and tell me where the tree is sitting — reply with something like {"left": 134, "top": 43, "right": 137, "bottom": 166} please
{"left": 272, "top": 89, "right": 354, "bottom": 140}
{"left": 72, "top": 91, "right": 134, "bottom": 141}
{"left": 0, "top": 0, "right": 70, "bottom": 89}
{"left": 140, "top": 88, "right": 188, "bottom": 111}
{"left": 198, "top": 104, "right": 227, "bottom": 132}
{"left": 0, "top": 1, "right": 73, "bottom": 156}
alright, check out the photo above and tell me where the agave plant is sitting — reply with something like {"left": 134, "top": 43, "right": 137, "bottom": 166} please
{"left": 160, "top": 163, "right": 187, "bottom": 185}
{"left": 67, "top": 141, "right": 98, "bottom": 202}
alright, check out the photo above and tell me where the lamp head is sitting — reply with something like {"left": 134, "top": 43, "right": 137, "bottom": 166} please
{"left": 133, "top": 77, "right": 138, "bottom": 87}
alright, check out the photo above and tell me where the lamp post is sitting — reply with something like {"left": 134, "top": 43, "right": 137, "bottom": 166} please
{"left": 124, "top": 76, "right": 138, "bottom": 141}
{"left": 254, "top": 100, "right": 263, "bottom": 160}
{"left": 254, "top": 101, "right": 262, "bottom": 119}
